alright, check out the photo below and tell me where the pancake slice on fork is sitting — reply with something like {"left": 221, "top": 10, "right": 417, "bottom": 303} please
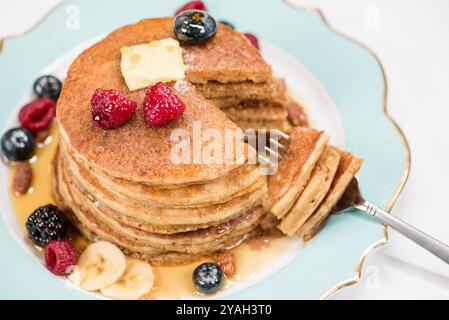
{"left": 277, "top": 146, "right": 340, "bottom": 235}
{"left": 297, "top": 151, "right": 363, "bottom": 240}
{"left": 267, "top": 127, "right": 329, "bottom": 218}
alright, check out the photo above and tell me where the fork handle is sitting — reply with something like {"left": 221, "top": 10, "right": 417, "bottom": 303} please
{"left": 357, "top": 201, "right": 449, "bottom": 264}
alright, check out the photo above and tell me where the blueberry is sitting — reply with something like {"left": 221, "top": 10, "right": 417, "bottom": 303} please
{"left": 33, "top": 75, "right": 62, "bottom": 101}
{"left": 174, "top": 10, "right": 217, "bottom": 45}
{"left": 193, "top": 262, "right": 224, "bottom": 294}
{"left": 1, "top": 128, "right": 35, "bottom": 161}
{"left": 219, "top": 20, "right": 235, "bottom": 30}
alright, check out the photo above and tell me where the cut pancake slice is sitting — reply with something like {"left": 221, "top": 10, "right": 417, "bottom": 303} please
{"left": 297, "top": 150, "right": 363, "bottom": 240}
{"left": 268, "top": 127, "right": 329, "bottom": 218}
{"left": 225, "top": 104, "right": 288, "bottom": 121}
{"left": 67, "top": 18, "right": 272, "bottom": 85}
{"left": 182, "top": 24, "right": 273, "bottom": 83}
{"left": 208, "top": 97, "right": 288, "bottom": 111}
{"left": 237, "top": 119, "right": 291, "bottom": 132}
{"left": 277, "top": 146, "right": 340, "bottom": 235}
{"left": 225, "top": 103, "right": 290, "bottom": 131}
{"left": 195, "top": 78, "right": 287, "bottom": 104}
{"left": 210, "top": 98, "right": 284, "bottom": 110}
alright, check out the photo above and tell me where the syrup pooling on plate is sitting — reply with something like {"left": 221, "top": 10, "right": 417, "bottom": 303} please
{"left": 8, "top": 123, "right": 89, "bottom": 253}
{"left": 145, "top": 237, "right": 293, "bottom": 299}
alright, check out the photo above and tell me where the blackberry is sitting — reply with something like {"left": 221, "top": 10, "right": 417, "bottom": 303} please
{"left": 26, "top": 204, "right": 68, "bottom": 247}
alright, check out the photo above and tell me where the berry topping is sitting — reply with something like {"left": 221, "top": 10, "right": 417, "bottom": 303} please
{"left": 91, "top": 88, "right": 137, "bottom": 130}
{"left": 143, "top": 82, "right": 185, "bottom": 127}
{"left": 33, "top": 75, "right": 62, "bottom": 101}
{"left": 244, "top": 33, "right": 260, "bottom": 50}
{"left": 175, "top": 1, "right": 207, "bottom": 16}
{"left": 174, "top": 10, "right": 217, "bottom": 45}
{"left": 219, "top": 20, "right": 235, "bottom": 30}
{"left": 26, "top": 204, "right": 68, "bottom": 247}
{"left": 1, "top": 128, "right": 35, "bottom": 161}
{"left": 193, "top": 263, "right": 224, "bottom": 294}
{"left": 19, "top": 98, "right": 56, "bottom": 133}
{"left": 45, "top": 240, "right": 78, "bottom": 275}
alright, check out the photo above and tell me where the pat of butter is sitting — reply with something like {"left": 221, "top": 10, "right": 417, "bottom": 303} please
{"left": 120, "top": 38, "right": 186, "bottom": 91}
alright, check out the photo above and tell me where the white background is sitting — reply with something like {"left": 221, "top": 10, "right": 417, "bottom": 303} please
{"left": 1, "top": 0, "right": 448, "bottom": 299}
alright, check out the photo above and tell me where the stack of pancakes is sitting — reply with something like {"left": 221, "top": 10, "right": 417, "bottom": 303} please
{"left": 195, "top": 78, "right": 292, "bottom": 131}
{"left": 55, "top": 77, "right": 268, "bottom": 265}
{"left": 267, "top": 127, "right": 363, "bottom": 238}
{"left": 53, "top": 17, "right": 362, "bottom": 265}
{"left": 53, "top": 18, "right": 285, "bottom": 264}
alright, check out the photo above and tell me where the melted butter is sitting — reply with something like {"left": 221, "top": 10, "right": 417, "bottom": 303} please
{"left": 8, "top": 123, "right": 294, "bottom": 299}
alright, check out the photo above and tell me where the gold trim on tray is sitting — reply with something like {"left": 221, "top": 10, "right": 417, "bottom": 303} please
{"left": 0, "top": 0, "right": 412, "bottom": 300}
{"left": 283, "top": 0, "right": 412, "bottom": 300}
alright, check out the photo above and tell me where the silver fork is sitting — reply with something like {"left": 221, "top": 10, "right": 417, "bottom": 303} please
{"left": 262, "top": 130, "right": 449, "bottom": 265}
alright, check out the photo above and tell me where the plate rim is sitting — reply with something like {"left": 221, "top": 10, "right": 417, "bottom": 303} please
{"left": 0, "top": 0, "right": 412, "bottom": 299}
{"left": 280, "top": 0, "right": 412, "bottom": 299}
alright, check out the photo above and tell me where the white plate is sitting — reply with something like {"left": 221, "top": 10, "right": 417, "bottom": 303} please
{"left": 0, "top": 36, "right": 344, "bottom": 299}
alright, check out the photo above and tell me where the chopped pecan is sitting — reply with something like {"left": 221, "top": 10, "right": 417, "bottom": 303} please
{"left": 216, "top": 251, "right": 236, "bottom": 277}
{"left": 286, "top": 100, "right": 309, "bottom": 128}
{"left": 35, "top": 129, "right": 50, "bottom": 144}
{"left": 12, "top": 161, "right": 32, "bottom": 195}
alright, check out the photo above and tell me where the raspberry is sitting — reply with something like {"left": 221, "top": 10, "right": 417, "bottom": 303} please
{"left": 45, "top": 240, "right": 78, "bottom": 275}
{"left": 19, "top": 98, "right": 56, "bottom": 133}
{"left": 91, "top": 88, "right": 137, "bottom": 130}
{"left": 143, "top": 83, "right": 186, "bottom": 127}
{"left": 175, "top": 1, "right": 207, "bottom": 16}
{"left": 244, "top": 33, "right": 260, "bottom": 50}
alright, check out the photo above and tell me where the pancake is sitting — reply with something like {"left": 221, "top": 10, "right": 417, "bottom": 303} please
{"left": 195, "top": 78, "right": 287, "bottom": 103}
{"left": 225, "top": 104, "right": 288, "bottom": 121}
{"left": 61, "top": 138, "right": 263, "bottom": 208}
{"left": 277, "top": 146, "right": 340, "bottom": 235}
{"left": 298, "top": 151, "right": 363, "bottom": 240}
{"left": 236, "top": 119, "right": 291, "bottom": 132}
{"left": 53, "top": 153, "right": 267, "bottom": 258}
{"left": 222, "top": 101, "right": 290, "bottom": 131}
{"left": 67, "top": 18, "right": 272, "bottom": 84}
{"left": 52, "top": 16, "right": 354, "bottom": 266}
{"left": 59, "top": 54, "right": 254, "bottom": 186}
{"left": 268, "top": 127, "right": 329, "bottom": 218}
{"left": 58, "top": 148, "right": 266, "bottom": 230}
{"left": 210, "top": 98, "right": 284, "bottom": 110}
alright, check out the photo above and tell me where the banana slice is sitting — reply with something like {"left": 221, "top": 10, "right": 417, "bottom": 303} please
{"left": 101, "top": 258, "right": 154, "bottom": 300}
{"left": 77, "top": 241, "right": 126, "bottom": 291}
